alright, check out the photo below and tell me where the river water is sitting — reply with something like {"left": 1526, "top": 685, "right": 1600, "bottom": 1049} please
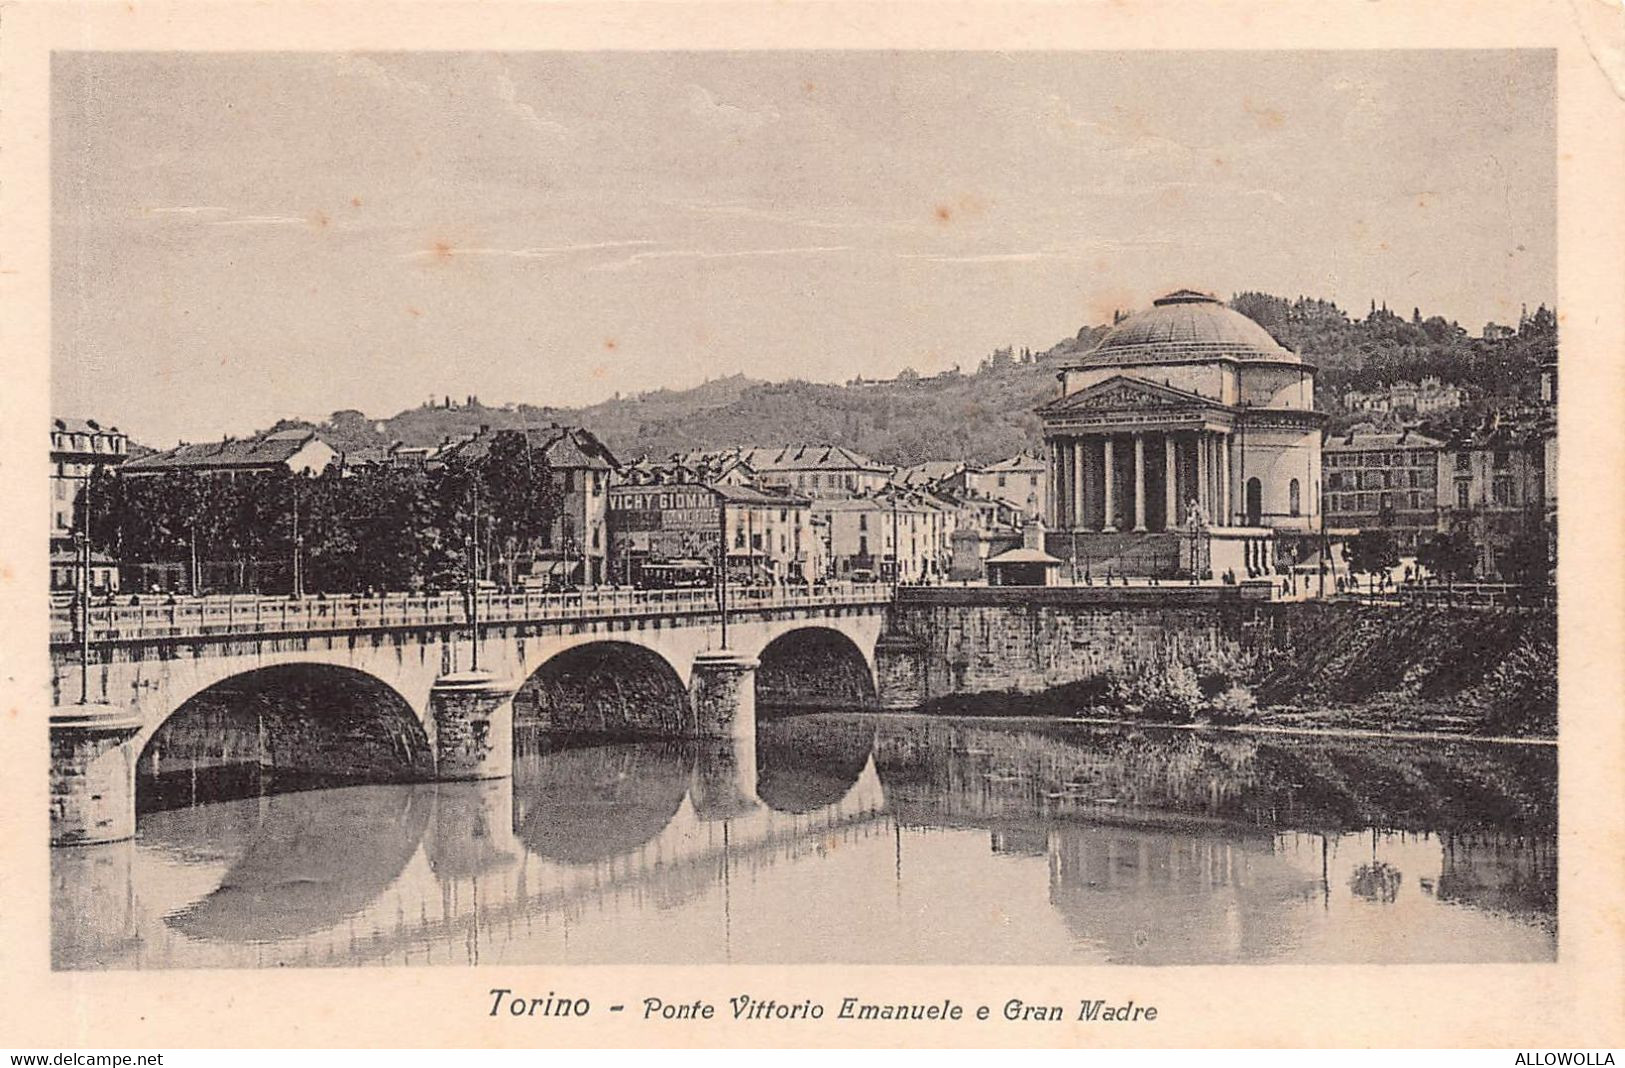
{"left": 53, "top": 714, "right": 1557, "bottom": 969}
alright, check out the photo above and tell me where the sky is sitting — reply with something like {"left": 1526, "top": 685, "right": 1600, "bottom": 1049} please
{"left": 52, "top": 50, "right": 1555, "bottom": 446}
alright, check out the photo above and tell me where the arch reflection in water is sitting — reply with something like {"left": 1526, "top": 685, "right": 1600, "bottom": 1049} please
{"left": 512, "top": 734, "right": 696, "bottom": 865}
{"left": 162, "top": 785, "right": 432, "bottom": 945}
{"left": 51, "top": 713, "right": 1557, "bottom": 969}
{"left": 755, "top": 716, "right": 877, "bottom": 814}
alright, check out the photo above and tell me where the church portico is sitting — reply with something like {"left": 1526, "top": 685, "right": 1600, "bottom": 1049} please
{"left": 1038, "top": 290, "right": 1325, "bottom": 576}
{"left": 1044, "top": 417, "right": 1239, "bottom": 534}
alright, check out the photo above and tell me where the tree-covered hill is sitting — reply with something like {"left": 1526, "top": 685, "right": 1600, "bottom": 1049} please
{"left": 278, "top": 292, "right": 1552, "bottom": 467}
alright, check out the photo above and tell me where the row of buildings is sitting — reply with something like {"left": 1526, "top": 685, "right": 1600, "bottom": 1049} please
{"left": 49, "top": 416, "right": 1048, "bottom": 592}
{"left": 52, "top": 289, "right": 1557, "bottom": 593}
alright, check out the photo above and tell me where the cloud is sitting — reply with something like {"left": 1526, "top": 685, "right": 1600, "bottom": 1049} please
{"left": 143, "top": 205, "right": 228, "bottom": 217}
{"left": 896, "top": 238, "right": 1174, "bottom": 264}
{"left": 400, "top": 239, "right": 659, "bottom": 262}
{"left": 683, "top": 84, "right": 781, "bottom": 132}
{"left": 588, "top": 244, "right": 851, "bottom": 273}
{"left": 491, "top": 61, "right": 570, "bottom": 139}
{"left": 328, "top": 55, "right": 435, "bottom": 98}
{"left": 206, "top": 214, "right": 308, "bottom": 227}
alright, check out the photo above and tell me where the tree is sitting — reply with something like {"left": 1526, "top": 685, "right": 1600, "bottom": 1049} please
{"left": 1417, "top": 528, "right": 1477, "bottom": 582}
{"left": 1498, "top": 524, "right": 1552, "bottom": 587}
{"left": 1346, "top": 530, "right": 1399, "bottom": 592}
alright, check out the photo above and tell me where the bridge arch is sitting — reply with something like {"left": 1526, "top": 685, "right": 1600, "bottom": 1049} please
{"left": 754, "top": 626, "right": 878, "bottom": 712}
{"left": 514, "top": 640, "right": 693, "bottom": 738}
{"left": 136, "top": 663, "right": 433, "bottom": 813}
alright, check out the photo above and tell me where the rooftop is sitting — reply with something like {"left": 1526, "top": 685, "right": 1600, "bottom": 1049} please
{"left": 1067, "top": 290, "right": 1302, "bottom": 369}
{"left": 123, "top": 430, "right": 330, "bottom": 472}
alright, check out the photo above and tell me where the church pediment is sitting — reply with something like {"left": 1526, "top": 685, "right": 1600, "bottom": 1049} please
{"left": 1040, "top": 375, "right": 1229, "bottom": 415}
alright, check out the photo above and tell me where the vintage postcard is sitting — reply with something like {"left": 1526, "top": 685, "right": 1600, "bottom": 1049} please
{"left": 1, "top": 0, "right": 1621, "bottom": 1050}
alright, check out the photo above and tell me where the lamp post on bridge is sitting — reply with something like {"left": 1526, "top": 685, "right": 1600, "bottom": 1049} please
{"left": 291, "top": 480, "right": 304, "bottom": 601}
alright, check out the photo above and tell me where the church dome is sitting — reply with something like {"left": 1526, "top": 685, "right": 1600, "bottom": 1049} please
{"left": 1075, "top": 289, "right": 1300, "bottom": 366}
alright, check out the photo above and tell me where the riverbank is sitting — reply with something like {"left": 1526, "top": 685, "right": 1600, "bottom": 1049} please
{"left": 917, "top": 681, "right": 1556, "bottom": 740}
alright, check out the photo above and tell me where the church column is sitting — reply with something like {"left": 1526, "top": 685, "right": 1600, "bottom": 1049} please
{"left": 1132, "top": 433, "right": 1147, "bottom": 531}
{"left": 1195, "top": 432, "right": 1209, "bottom": 522}
{"left": 1219, "top": 435, "right": 1232, "bottom": 526}
{"left": 1046, "top": 438, "right": 1058, "bottom": 527}
{"left": 1072, "top": 437, "right": 1086, "bottom": 530}
{"left": 1101, "top": 436, "right": 1117, "bottom": 532}
{"left": 1164, "top": 434, "right": 1178, "bottom": 531}
{"left": 1052, "top": 438, "right": 1067, "bottom": 528}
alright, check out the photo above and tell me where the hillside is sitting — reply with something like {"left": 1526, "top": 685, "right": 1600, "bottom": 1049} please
{"left": 278, "top": 293, "right": 1553, "bottom": 467}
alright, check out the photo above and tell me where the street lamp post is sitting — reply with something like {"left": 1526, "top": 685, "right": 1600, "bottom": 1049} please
{"left": 891, "top": 490, "right": 900, "bottom": 589}
{"left": 468, "top": 484, "right": 482, "bottom": 672}
{"left": 291, "top": 482, "right": 304, "bottom": 600}
{"left": 717, "top": 495, "right": 730, "bottom": 648}
{"left": 76, "top": 464, "right": 100, "bottom": 705}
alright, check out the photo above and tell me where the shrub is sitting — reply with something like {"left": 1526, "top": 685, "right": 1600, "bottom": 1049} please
{"left": 1138, "top": 662, "right": 1203, "bottom": 723}
{"left": 1204, "top": 684, "right": 1259, "bottom": 725}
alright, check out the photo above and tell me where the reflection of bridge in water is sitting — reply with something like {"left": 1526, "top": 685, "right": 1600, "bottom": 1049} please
{"left": 53, "top": 718, "right": 1558, "bottom": 969}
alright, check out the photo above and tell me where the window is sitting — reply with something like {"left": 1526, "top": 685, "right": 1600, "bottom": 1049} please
{"left": 1457, "top": 482, "right": 1470, "bottom": 509}
{"left": 1493, "top": 477, "right": 1514, "bottom": 506}
{"left": 858, "top": 514, "right": 867, "bottom": 531}
{"left": 1455, "top": 453, "right": 1471, "bottom": 472}
{"left": 1289, "top": 479, "right": 1301, "bottom": 517}
{"left": 1029, "top": 475, "right": 1039, "bottom": 487}
{"left": 591, "top": 526, "right": 600, "bottom": 549}
{"left": 1493, "top": 449, "right": 1510, "bottom": 470}
{"left": 997, "top": 475, "right": 1007, "bottom": 488}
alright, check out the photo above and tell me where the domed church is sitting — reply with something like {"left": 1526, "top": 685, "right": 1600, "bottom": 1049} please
{"left": 1037, "top": 289, "right": 1325, "bottom": 576}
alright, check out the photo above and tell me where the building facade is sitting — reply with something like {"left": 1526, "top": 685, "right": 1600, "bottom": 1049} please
{"left": 51, "top": 417, "right": 130, "bottom": 557}
{"left": 1037, "top": 290, "right": 1324, "bottom": 576}
{"left": 1437, "top": 417, "right": 1549, "bottom": 580}
{"left": 608, "top": 464, "right": 816, "bottom": 586}
{"left": 690, "top": 445, "right": 893, "bottom": 499}
{"left": 1322, "top": 427, "right": 1443, "bottom": 553}
{"left": 814, "top": 488, "right": 954, "bottom": 582}
{"left": 439, "top": 424, "right": 620, "bottom": 586}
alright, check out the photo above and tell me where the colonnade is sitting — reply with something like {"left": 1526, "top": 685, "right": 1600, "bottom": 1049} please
{"left": 1046, "top": 430, "right": 1231, "bottom": 532}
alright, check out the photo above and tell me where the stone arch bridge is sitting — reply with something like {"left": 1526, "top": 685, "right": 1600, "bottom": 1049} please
{"left": 49, "top": 587, "right": 921, "bottom": 846}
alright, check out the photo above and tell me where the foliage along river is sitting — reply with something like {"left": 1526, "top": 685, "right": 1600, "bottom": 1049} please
{"left": 52, "top": 713, "right": 1556, "bottom": 969}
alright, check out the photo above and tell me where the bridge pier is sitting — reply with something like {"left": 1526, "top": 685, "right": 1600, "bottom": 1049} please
{"left": 430, "top": 671, "right": 516, "bottom": 781}
{"left": 689, "top": 649, "right": 759, "bottom": 741}
{"left": 689, "top": 738, "right": 761, "bottom": 820}
{"left": 426, "top": 778, "right": 519, "bottom": 877}
{"left": 874, "top": 631, "right": 928, "bottom": 711}
{"left": 50, "top": 704, "right": 144, "bottom": 846}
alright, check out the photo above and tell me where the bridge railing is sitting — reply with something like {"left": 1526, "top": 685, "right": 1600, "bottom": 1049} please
{"left": 49, "top": 583, "right": 894, "bottom": 645}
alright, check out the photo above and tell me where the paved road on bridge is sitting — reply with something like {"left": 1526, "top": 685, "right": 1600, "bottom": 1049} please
{"left": 51, "top": 583, "right": 895, "bottom": 645}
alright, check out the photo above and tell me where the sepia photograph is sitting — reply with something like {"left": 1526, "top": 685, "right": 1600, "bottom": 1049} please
{"left": 45, "top": 47, "right": 1562, "bottom": 971}
{"left": 6, "top": 1, "right": 1622, "bottom": 1050}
